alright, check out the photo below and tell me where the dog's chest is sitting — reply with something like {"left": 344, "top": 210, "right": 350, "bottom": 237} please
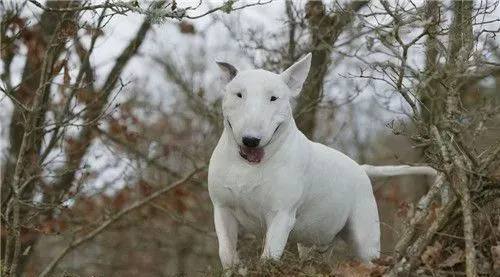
{"left": 210, "top": 164, "right": 275, "bottom": 209}
{"left": 209, "top": 160, "right": 294, "bottom": 233}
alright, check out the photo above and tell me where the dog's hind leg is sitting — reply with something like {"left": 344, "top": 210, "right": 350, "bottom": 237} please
{"left": 344, "top": 198, "right": 381, "bottom": 263}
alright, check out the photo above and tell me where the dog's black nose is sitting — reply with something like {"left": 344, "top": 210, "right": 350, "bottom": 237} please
{"left": 242, "top": 136, "right": 260, "bottom": 148}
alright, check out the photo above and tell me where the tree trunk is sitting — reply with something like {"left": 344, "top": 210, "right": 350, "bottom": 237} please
{"left": 1, "top": 2, "right": 77, "bottom": 275}
{"left": 294, "top": 0, "right": 368, "bottom": 139}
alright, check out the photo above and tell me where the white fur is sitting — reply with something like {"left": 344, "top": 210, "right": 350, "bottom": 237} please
{"left": 361, "top": 165, "right": 437, "bottom": 177}
{"left": 209, "top": 53, "right": 434, "bottom": 268}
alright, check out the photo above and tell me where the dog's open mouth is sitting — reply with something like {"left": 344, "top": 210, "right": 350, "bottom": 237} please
{"left": 239, "top": 146, "right": 264, "bottom": 164}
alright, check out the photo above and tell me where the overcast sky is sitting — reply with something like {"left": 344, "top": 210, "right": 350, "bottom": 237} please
{"left": 1, "top": 0, "right": 499, "bottom": 194}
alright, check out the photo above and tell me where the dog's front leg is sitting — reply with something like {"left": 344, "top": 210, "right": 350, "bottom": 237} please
{"left": 261, "top": 211, "right": 296, "bottom": 260}
{"left": 214, "top": 204, "right": 240, "bottom": 269}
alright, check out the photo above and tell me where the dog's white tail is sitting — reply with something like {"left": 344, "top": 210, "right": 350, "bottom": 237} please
{"left": 361, "top": 165, "right": 437, "bottom": 178}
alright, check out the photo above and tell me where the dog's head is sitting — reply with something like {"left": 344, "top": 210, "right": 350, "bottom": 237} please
{"left": 217, "top": 53, "right": 312, "bottom": 164}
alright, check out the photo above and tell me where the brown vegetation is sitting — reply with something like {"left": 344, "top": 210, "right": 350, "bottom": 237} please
{"left": 1, "top": 1, "right": 499, "bottom": 276}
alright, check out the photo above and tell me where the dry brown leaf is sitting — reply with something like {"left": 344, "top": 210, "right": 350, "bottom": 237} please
{"left": 139, "top": 180, "right": 152, "bottom": 197}
{"left": 76, "top": 88, "right": 92, "bottom": 103}
{"left": 335, "top": 261, "right": 372, "bottom": 277}
{"left": 59, "top": 21, "right": 77, "bottom": 39}
{"left": 51, "top": 59, "right": 66, "bottom": 75}
{"left": 63, "top": 62, "right": 71, "bottom": 87}
{"left": 84, "top": 27, "right": 104, "bottom": 37}
{"left": 492, "top": 244, "right": 500, "bottom": 272}
{"left": 179, "top": 22, "right": 195, "bottom": 34}
{"left": 421, "top": 241, "right": 443, "bottom": 266}
{"left": 372, "top": 256, "right": 393, "bottom": 266}
{"left": 438, "top": 247, "right": 464, "bottom": 268}
{"left": 369, "top": 264, "right": 389, "bottom": 277}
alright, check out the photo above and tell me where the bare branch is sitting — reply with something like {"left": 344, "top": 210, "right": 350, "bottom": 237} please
{"left": 295, "top": 0, "right": 369, "bottom": 138}
{"left": 389, "top": 197, "right": 458, "bottom": 276}
{"left": 393, "top": 173, "right": 445, "bottom": 260}
{"left": 5, "top": 14, "right": 62, "bottom": 276}
{"left": 40, "top": 2, "right": 109, "bottom": 164}
{"left": 95, "top": 127, "right": 181, "bottom": 178}
{"left": 28, "top": 0, "right": 273, "bottom": 21}
{"left": 431, "top": 125, "right": 477, "bottom": 277}
{"left": 51, "top": 8, "right": 156, "bottom": 197}
{"left": 38, "top": 164, "right": 207, "bottom": 277}
{"left": 480, "top": 141, "right": 500, "bottom": 172}
{"left": 186, "top": 0, "right": 273, "bottom": 19}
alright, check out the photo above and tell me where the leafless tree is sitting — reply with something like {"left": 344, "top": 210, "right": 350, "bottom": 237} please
{"left": 0, "top": 1, "right": 268, "bottom": 276}
{"left": 349, "top": 1, "right": 500, "bottom": 276}
{"left": 2, "top": 0, "right": 499, "bottom": 276}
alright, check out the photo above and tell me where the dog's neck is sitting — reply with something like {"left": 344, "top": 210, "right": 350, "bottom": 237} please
{"left": 223, "top": 117, "right": 299, "bottom": 164}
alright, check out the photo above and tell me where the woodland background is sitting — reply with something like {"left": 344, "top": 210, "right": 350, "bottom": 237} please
{"left": 1, "top": 0, "right": 499, "bottom": 276}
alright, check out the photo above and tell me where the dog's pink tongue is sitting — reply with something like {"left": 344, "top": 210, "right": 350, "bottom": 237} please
{"left": 239, "top": 146, "right": 264, "bottom": 163}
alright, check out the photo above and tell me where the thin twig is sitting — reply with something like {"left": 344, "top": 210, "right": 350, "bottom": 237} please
{"left": 38, "top": 165, "right": 206, "bottom": 277}
{"left": 431, "top": 127, "right": 477, "bottom": 277}
{"left": 186, "top": 0, "right": 272, "bottom": 19}
{"left": 5, "top": 14, "right": 62, "bottom": 276}
{"left": 479, "top": 140, "right": 500, "bottom": 172}
{"left": 39, "top": 1, "right": 109, "bottom": 164}
{"left": 28, "top": 0, "right": 148, "bottom": 14}
{"left": 148, "top": 202, "right": 217, "bottom": 238}
{"left": 0, "top": 88, "right": 32, "bottom": 112}
{"left": 389, "top": 198, "right": 458, "bottom": 276}
{"left": 95, "top": 127, "right": 181, "bottom": 178}
{"left": 52, "top": 5, "right": 156, "bottom": 196}
{"left": 393, "top": 173, "right": 445, "bottom": 260}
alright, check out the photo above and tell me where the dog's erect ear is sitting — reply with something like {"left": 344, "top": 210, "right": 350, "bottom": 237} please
{"left": 217, "top": 62, "right": 238, "bottom": 84}
{"left": 280, "top": 53, "right": 312, "bottom": 97}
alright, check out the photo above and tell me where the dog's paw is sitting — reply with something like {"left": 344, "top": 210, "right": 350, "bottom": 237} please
{"left": 237, "top": 266, "right": 248, "bottom": 276}
{"left": 222, "top": 268, "right": 234, "bottom": 277}
{"left": 221, "top": 265, "right": 248, "bottom": 277}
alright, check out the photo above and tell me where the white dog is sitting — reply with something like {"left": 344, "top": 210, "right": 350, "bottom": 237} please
{"left": 208, "top": 53, "right": 436, "bottom": 269}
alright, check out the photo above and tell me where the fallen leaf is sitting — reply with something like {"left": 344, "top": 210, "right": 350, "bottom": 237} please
{"left": 438, "top": 247, "right": 464, "bottom": 268}
{"left": 421, "top": 241, "right": 443, "bottom": 266}
{"left": 492, "top": 244, "right": 500, "bottom": 272}
{"left": 335, "top": 261, "right": 372, "bottom": 277}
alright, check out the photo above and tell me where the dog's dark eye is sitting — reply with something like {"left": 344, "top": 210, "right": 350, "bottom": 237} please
{"left": 236, "top": 93, "right": 242, "bottom": 98}
{"left": 270, "top": 96, "right": 278, "bottom": 102}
